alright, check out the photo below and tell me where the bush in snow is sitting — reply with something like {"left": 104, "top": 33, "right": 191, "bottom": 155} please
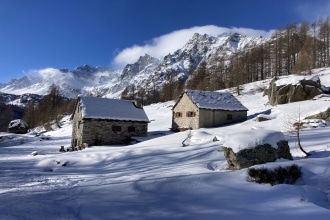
{"left": 246, "top": 164, "right": 302, "bottom": 186}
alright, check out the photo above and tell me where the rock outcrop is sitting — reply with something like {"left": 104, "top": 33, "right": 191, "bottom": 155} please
{"left": 8, "top": 119, "right": 29, "bottom": 134}
{"left": 255, "top": 114, "right": 271, "bottom": 122}
{"left": 223, "top": 140, "right": 293, "bottom": 170}
{"left": 222, "top": 129, "right": 293, "bottom": 170}
{"left": 265, "top": 75, "right": 322, "bottom": 106}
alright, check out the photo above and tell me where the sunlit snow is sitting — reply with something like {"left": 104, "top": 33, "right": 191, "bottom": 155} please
{"left": 1, "top": 68, "right": 330, "bottom": 219}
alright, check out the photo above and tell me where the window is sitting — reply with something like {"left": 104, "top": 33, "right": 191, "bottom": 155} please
{"left": 175, "top": 112, "right": 182, "bottom": 118}
{"left": 186, "top": 111, "right": 196, "bottom": 117}
{"left": 227, "top": 114, "right": 233, "bottom": 120}
{"left": 112, "top": 125, "right": 122, "bottom": 132}
{"left": 128, "top": 126, "right": 135, "bottom": 132}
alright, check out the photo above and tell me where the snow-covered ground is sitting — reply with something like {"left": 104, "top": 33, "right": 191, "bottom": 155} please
{"left": 1, "top": 69, "right": 330, "bottom": 219}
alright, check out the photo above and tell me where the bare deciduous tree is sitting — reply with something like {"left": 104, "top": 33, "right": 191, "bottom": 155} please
{"left": 283, "top": 106, "right": 311, "bottom": 157}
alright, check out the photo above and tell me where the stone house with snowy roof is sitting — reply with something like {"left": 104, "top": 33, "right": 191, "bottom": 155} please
{"left": 71, "top": 96, "right": 149, "bottom": 147}
{"left": 172, "top": 89, "right": 248, "bottom": 131}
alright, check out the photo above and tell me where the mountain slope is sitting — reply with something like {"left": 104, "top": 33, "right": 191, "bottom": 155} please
{"left": 0, "top": 32, "right": 265, "bottom": 101}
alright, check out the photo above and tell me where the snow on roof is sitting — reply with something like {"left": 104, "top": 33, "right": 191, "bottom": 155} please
{"left": 79, "top": 96, "right": 149, "bottom": 122}
{"left": 223, "top": 128, "right": 286, "bottom": 153}
{"left": 184, "top": 89, "right": 248, "bottom": 111}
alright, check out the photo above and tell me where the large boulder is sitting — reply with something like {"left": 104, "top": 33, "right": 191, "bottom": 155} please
{"left": 222, "top": 129, "right": 293, "bottom": 170}
{"left": 264, "top": 75, "right": 322, "bottom": 106}
{"left": 8, "top": 119, "right": 29, "bottom": 134}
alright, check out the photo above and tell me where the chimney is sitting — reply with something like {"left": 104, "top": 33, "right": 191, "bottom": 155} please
{"left": 133, "top": 99, "right": 143, "bottom": 109}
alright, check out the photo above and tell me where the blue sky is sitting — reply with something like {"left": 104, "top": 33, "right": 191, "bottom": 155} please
{"left": 0, "top": 0, "right": 329, "bottom": 83}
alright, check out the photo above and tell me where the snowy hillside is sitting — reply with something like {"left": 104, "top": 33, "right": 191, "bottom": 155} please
{"left": 0, "top": 32, "right": 263, "bottom": 100}
{"left": 1, "top": 70, "right": 330, "bottom": 219}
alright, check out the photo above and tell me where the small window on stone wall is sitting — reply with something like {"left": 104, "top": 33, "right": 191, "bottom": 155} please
{"left": 128, "top": 126, "right": 135, "bottom": 132}
{"left": 112, "top": 125, "right": 121, "bottom": 132}
{"left": 186, "top": 111, "right": 196, "bottom": 117}
{"left": 175, "top": 112, "right": 182, "bottom": 118}
{"left": 227, "top": 114, "right": 233, "bottom": 120}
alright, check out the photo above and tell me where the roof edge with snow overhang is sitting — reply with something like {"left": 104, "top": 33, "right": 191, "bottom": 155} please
{"left": 75, "top": 96, "right": 149, "bottom": 122}
{"left": 173, "top": 89, "right": 248, "bottom": 111}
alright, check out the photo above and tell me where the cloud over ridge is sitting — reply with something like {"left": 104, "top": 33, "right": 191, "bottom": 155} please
{"left": 113, "top": 25, "right": 273, "bottom": 68}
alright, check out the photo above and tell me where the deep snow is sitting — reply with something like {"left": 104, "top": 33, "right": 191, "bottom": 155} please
{"left": 1, "top": 68, "right": 330, "bottom": 219}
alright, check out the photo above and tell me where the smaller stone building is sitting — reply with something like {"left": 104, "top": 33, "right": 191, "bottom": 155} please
{"left": 71, "top": 97, "right": 149, "bottom": 147}
{"left": 172, "top": 90, "right": 248, "bottom": 131}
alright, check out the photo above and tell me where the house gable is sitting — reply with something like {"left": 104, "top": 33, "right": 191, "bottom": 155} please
{"left": 172, "top": 93, "right": 199, "bottom": 130}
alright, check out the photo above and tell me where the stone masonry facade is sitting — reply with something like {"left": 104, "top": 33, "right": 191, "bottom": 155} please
{"left": 80, "top": 119, "right": 147, "bottom": 146}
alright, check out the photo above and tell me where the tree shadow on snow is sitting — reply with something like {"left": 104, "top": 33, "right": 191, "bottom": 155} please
{"left": 247, "top": 108, "right": 272, "bottom": 120}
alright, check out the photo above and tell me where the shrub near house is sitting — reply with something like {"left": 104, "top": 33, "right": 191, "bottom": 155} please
{"left": 71, "top": 97, "right": 149, "bottom": 147}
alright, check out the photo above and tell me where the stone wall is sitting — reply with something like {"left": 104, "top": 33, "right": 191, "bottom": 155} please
{"left": 81, "top": 119, "right": 147, "bottom": 146}
{"left": 71, "top": 103, "right": 83, "bottom": 146}
{"left": 199, "top": 109, "right": 247, "bottom": 128}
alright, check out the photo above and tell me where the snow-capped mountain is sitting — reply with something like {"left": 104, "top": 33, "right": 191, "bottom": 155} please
{"left": 145, "top": 33, "right": 220, "bottom": 86}
{"left": 0, "top": 32, "right": 265, "bottom": 102}
{"left": 122, "top": 32, "right": 265, "bottom": 98}
{"left": 0, "top": 65, "right": 117, "bottom": 98}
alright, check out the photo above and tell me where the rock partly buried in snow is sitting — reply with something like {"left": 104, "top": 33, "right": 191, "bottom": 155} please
{"left": 264, "top": 75, "right": 322, "bottom": 106}
{"left": 222, "top": 129, "right": 293, "bottom": 170}
{"left": 255, "top": 114, "right": 272, "bottom": 122}
{"left": 8, "top": 119, "right": 29, "bottom": 134}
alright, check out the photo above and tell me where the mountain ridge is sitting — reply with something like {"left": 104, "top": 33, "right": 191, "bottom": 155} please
{"left": 0, "top": 32, "right": 269, "bottom": 103}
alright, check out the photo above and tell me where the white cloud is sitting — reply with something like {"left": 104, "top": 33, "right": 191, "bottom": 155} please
{"left": 24, "top": 67, "right": 74, "bottom": 83}
{"left": 25, "top": 67, "right": 63, "bottom": 78}
{"left": 112, "top": 25, "right": 273, "bottom": 68}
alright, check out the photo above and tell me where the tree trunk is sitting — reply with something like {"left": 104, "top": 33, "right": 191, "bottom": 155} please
{"left": 297, "top": 129, "right": 311, "bottom": 157}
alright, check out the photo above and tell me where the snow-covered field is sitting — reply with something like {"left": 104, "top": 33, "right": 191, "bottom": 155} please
{"left": 1, "top": 69, "right": 330, "bottom": 219}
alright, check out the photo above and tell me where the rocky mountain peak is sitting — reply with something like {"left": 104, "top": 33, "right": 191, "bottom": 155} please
{"left": 121, "top": 54, "right": 160, "bottom": 80}
{"left": 0, "top": 31, "right": 268, "bottom": 103}
{"left": 136, "top": 54, "right": 160, "bottom": 69}
{"left": 73, "top": 64, "right": 102, "bottom": 75}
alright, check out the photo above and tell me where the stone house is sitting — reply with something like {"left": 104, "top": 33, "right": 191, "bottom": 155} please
{"left": 71, "top": 96, "right": 149, "bottom": 147}
{"left": 172, "top": 89, "right": 248, "bottom": 131}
